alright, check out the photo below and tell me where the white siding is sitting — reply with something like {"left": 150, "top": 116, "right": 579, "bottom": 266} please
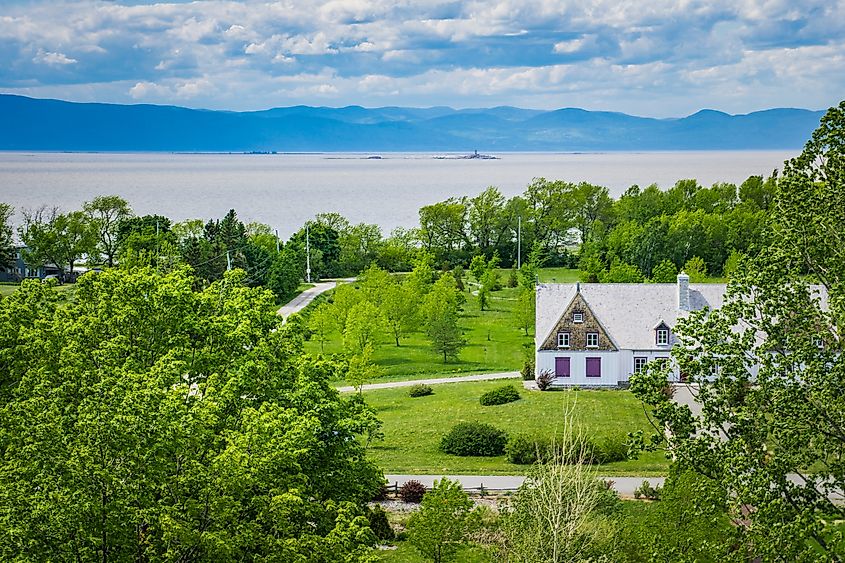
{"left": 537, "top": 350, "right": 621, "bottom": 386}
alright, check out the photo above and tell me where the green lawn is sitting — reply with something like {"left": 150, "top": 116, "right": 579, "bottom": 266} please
{"left": 305, "top": 285, "right": 533, "bottom": 384}
{"left": 377, "top": 542, "right": 491, "bottom": 562}
{"left": 0, "top": 282, "right": 76, "bottom": 301}
{"left": 537, "top": 267, "right": 581, "bottom": 283}
{"left": 364, "top": 379, "right": 668, "bottom": 476}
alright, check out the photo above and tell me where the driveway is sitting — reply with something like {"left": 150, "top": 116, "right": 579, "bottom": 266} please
{"left": 277, "top": 281, "right": 337, "bottom": 318}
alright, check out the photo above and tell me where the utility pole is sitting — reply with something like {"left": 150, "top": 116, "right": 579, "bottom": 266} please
{"left": 226, "top": 250, "right": 231, "bottom": 271}
{"left": 517, "top": 216, "right": 522, "bottom": 270}
{"left": 275, "top": 229, "right": 280, "bottom": 253}
{"left": 306, "top": 223, "right": 311, "bottom": 283}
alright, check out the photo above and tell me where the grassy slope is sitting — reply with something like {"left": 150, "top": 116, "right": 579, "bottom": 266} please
{"left": 365, "top": 378, "right": 668, "bottom": 475}
{"left": 306, "top": 284, "right": 535, "bottom": 384}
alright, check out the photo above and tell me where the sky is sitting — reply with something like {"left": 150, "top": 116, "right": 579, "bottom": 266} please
{"left": 0, "top": 0, "right": 843, "bottom": 117}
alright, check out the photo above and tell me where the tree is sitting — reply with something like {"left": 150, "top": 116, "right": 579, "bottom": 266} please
{"left": 83, "top": 195, "right": 132, "bottom": 267}
{"left": 18, "top": 206, "right": 96, "bottom": 281}
{"left": 267, "top": 247, "right": 302, "bottom": 302}
{"left": 0, "top": 267, "right": 383, "bottom": 561}
{"left": 514, "top": 287, "right": 535, "bottom": 336}
{"left": 344, "top": 300, "right": 384, "bottom": 353}
{"left": 381, "top": 282, "right": 417, "bottom": 346}
{"left": 408, "top": 478, "right": 480, "bottom": 563}
{"left": 116, "top": 214, "right": 176, "bottom": 267}
{"left": 0, "top": 203, "right": 14, "bottom": 271}
{"left": 422, "top": 273, "right": 466, "bottom": 362}
{"left": 649, "top": 258, "right": 677, "bottom": 283}
{"left": 599, "top": 260, "right": 644, "bottom": 283}
{"left": 682, "top": 255, "right": 707, "bottom": 282}
{"left": 497, "top": 411, "right": 618, "bottom": 562}
{"left": 630, "top": 101, "right": 845, "bottom": 562}
{"left": 309, "top": 302, "right": 336, "bottom": 353}
{"left": 346, "top": 343, "right": 381, "bottom": 394}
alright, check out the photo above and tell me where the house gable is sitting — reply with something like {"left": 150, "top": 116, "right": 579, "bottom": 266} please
{"left": 539, "top": 291, "right": 618, "bottom": 352}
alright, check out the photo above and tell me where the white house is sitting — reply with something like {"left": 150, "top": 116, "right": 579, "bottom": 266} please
{"left": 535, "top": 273, "right": 727, "bottom": 387}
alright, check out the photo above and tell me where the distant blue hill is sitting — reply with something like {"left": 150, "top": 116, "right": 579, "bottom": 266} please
{"left": 0, "top": 94, "right": 825, "bottom": 152}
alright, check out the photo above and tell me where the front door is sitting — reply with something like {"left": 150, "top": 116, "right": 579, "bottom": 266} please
{"left": 555, "top": 357, "right": 570, "bottom": 377}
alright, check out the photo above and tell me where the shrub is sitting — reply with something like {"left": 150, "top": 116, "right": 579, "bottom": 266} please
{"left": 506, "top": 434, "right": 549, "bottom": 465}
{"left": 507, "top": 268, "right": 519, "bottom": 288}
{"left": 399, "top": 480, "right": 427, "bottom": 503}
{"left": 633, "top": 480, "right": 662, "bottom": 501}
{"left": 536, "top": 369, "right": 555, "bottom": 391}
{"left": 408, "top": 383, "right": 433, "bottom": 397}
{"left": 479, "top": 384, "right": 520, "bottom": 406}
{"left": 440, "top": 422, "right": 508, "bottom": 457}
{"left": 367, "top": 505, "right": 395, "bottom": 541}
{"left": 520, "top": 360, "right": 535, "bottom": 381}
{"left": 591, "top": 436, "right": 629, "bottom": 464}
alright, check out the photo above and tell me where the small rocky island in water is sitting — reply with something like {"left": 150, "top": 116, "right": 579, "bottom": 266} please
{"left": 434, "top": 150, "right": 499, "bottom": 160}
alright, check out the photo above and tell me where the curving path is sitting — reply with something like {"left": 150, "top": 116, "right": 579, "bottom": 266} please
{"left": 335, "top": 371, "right": 520, "bottom": 393}
{"left": 277, "top": 279, "right": 354, "bottom": 319}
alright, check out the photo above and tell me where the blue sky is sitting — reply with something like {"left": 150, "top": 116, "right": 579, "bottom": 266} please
{"left": 1, "top": 0, "right": 843, "bottom": 116}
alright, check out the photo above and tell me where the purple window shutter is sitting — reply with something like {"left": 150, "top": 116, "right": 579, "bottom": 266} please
{"left": 555, "top": 357, "right": 570, "bottom": 377}
{"left": 586, "top": 357, "right": 601, "bottom": 377}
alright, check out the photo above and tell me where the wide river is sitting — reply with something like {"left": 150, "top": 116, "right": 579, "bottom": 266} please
{"left": 0, "top": 151, "right": 795, "bottom": 238}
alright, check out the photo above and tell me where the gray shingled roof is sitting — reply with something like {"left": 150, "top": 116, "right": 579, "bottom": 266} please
{"left": 536, "top": 283, "right": 728, "bottom": 351}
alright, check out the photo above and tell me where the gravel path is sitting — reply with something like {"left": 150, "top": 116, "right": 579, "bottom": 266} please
{"left": 335, "top": 371, "right": 520, "bottom": 393}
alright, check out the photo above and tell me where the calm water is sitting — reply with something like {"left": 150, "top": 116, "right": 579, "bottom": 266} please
{"left": 0, "top": 151, "right": 795, "bottom": 238}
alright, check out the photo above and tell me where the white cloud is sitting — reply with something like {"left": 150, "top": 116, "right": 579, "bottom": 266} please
{"left": 33, "top": 49, "right": 77, "bottom": 66}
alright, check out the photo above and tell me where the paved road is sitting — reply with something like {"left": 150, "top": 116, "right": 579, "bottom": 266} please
{"left": 335, "top": 371, "right": 520, "bottom": 393}
{"left": 384, "top": 474, "right": 664, "bottom": 497}
{"left": 277, "top": 281, "right": 337, "bottom": 318}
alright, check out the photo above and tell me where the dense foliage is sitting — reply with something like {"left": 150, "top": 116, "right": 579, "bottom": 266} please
{"left": 0, "top": 268, "right": 383, "bottom": 562}
{"left": 408, "top": 383, "right": 434, "bottom": 397}
{"left": 479, "top": 384, "right": 521, "bottom": 406}
{"left": 630, "top": 100, "right": 845, "bottom": 561}
{"left": 407, "top": 478, "right": 481, "bottom": 563}
{"left": 440, "top": 422, "right": 508, "bottom": 457}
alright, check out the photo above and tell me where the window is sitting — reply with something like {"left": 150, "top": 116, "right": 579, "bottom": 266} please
{"left": 656, "top": 328, "right": 670, "bottom": 346}
{"left": 586, "top": 357, "right": 601, "bottom": 378}
{"left": 634, "top": 357, "right": 648, "bottom": 373}
{"left": 586, "top": 332, "right": 599, "bottom": 348}
{"left": 573, "top": 311, "right": 584, "bottom": 323}
{"left": 557, "top": 332, "right": 570, "bottom": 348}
{"left": 555, "top": 357, "right": 570, "bottom": 377}
{"left": 813, "top": 337, "right": 824, "bottom": 349}
{"left": 710, "top": 364, "right": 721, "bottom": 377}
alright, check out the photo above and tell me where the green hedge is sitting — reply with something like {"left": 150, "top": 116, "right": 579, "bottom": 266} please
{"left": 479, "top": 384, "right": 520, "bottom": 406}
{"left": 440, "top": 422, "right": 508, "bottom": 457}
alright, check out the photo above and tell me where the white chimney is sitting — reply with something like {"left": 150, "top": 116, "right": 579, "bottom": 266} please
{"left": 677, "top": 272, "right": 690, "bottom": 311}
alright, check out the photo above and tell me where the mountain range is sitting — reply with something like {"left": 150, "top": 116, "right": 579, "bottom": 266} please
{"left": 0, "top": 94, "right": 824, "bottom": 152}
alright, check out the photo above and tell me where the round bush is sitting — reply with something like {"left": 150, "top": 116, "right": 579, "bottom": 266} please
{"left": 440, "top": 422, "right": 508, "bottom": 457}
{"left": 506, "top": 434, "right": 547, "bottom": 465}
{"left": 590, "top": 436, "right": 629, "bottom": 464}
{"left": 408, "top": 383, "right": 433, "bottom": 398}
{"left": 399, "top": 479, "right": 426, "bottom": 503}
{"left": 479, "top": 384, "right": 521, "bottom": 406}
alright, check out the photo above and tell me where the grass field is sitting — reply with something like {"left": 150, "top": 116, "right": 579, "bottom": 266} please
{"left": 364, "top": 378, "right": 668, "bottom": 476}
{"left": 305, "top": 284, "right": 534, "bottom": 384}
{"left": 377, "top": 543, "right": 491, "bottom": 562}
{"left": 0, "top": 282, "right": 76, "bottom": 301}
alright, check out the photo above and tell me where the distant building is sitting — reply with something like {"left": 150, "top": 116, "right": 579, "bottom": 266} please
{"left": 0, "top": 247, "right": 47, "bottom": 282}
{"left": 535, "top": 274, "right": 727, "bottom": 387}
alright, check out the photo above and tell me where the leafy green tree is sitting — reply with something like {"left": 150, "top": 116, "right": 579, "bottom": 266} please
{"left": 630, "top": 101, "right": 845, "bottom": 562}
{"left": 0, "top": 203, "right": 14, "bottom": 271}
{"left": 649, "top": 259, "right": 677, "bottom": 283}
{"left": 721, "top": 249, "right": 745, "bottom": 279}
{"left": 19, "top": 206, "right": 96, "bottom": 281}
{"left": 406, "top": 252, "right": 437, "bottom": 299}
{"left": 376, "top": 227, "right": 418, "bottom": 272}
{"left": 116, "top": 214, "right": 177, "bottom": 267}
{"left": 682, "top": 256, "right": 707, "bottom": 281}
{"left": 599, "top": 260, "right": 645, "bottom": 283}
{"left": 0, "top": 267, "right": 383, "bottom": 561}
{"left": 83, "top": 195, "right": 132, "bottom": 267}
{"left": 408, "top": 478, "right": 481, "bottom": 563}
{"left": 419, "top": 199, "right": 469, "bottom": 266}
{"left": 614, "top": 468, "right": 743, "bottom": 563}
{"left": 344, "top": 300, "right": 384, "bottom": 353}
{"left": 469, "top": 254, "right": 487, "bottom": 283}
{"left": 266, "top": 246, "right": 302, "bottom": 301}
{"left": 382, "top": 282, "right": 417, "bottom": 346}
{"left": 289, "top": 221, "right": 341, "bottom": 279}
{"left": 309, "top": 302, "right": 336, "bottom": 352}
{"left": 422, "top": 273, "right": 466, "bottom": 362}
{"left": 346, "top": 343, "right": 381, "bottom": 394}
{"left": 514, "top": 287, "right": 535, "bottom": 336}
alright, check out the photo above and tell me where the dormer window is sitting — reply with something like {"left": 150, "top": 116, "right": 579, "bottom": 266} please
{"left": 586, "top": 332, "right": 599, "bottom": 348}
{"left": 573, "top": 311, "right": 584, "bottom": 323}
{"left": 557, "top": 332, "right": 570, "bottom": 348}
{"left": 655, "top": 322, "right": 670, "bottom": 346}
